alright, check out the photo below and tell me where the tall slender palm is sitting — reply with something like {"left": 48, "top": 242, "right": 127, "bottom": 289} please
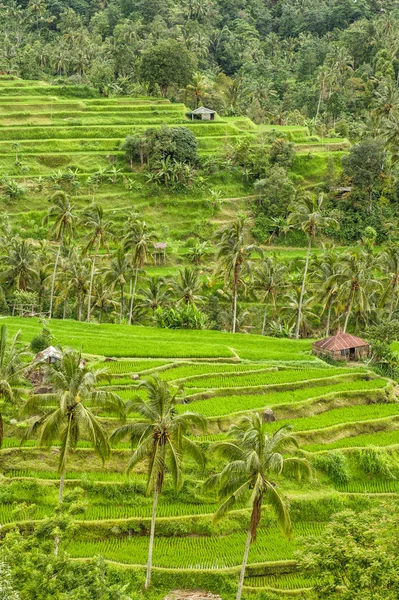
{"left": 173, "top": 267, "right": 204, "bottom": 306}
{"left": 253, "top": 256, "right": 285, "bottom": 335}
{"left": 81, "top": 204, "right": 114, "bottom": 322}
{"left": 123, "top": 219, "right": 155, "bottom": 325}
{"left": 0, "top": 325, "right": 28, "bottom": 448}
{"left": 58, "top": 250, "right": 90, "bottom": 321}
{"left": 207, "top": 414, "right": 310, "bottom": 600}
{"left": 314, "top": 248, "right": 341, "bottom": 337}
{"left": 379, "top": 243, "right": 399, "bottom": 318}
{"left": 43, "top": 191, "right": 76, "bottom": 319}
{"left": 287, "top": 193, "right": 338, "bottom": 339}
{"left": 111, "top": 377, "right": 206, "bottom": 590}
{"left": 22, "top": 350, "right": 124, "bottom": 505}
{"left": 214, "top": 217, "right": 261, "bottom": 333}
{"left": 335, "top": 250, "right": 380, "bottom": 332}
{"left": 105, "top": 247, "right": 131, "bottom": 323}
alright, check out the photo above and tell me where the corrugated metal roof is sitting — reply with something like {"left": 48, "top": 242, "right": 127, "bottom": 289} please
{"left": 312, "top": 331, "right": 369, "bottom": 351}
{"left": 191, "top": 107, "right": 215, "bottom": 114}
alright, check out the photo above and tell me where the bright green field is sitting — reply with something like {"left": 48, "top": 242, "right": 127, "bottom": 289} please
{"left": 1, "top": 316, "right": 398, "bottom": 597}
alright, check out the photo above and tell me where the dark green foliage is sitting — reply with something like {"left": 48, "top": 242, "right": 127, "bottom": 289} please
{"left": 140, "top": 40, "right": 197, "bottom": 97}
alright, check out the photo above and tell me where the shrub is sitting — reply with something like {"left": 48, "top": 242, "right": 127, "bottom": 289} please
{"left": 155, "top": 305, "right": 206, "bottom": 329}
{"left": 313, "top": 451, "right": 351, "bottom": 485}
{"left": 356, "top": 447, "right": 396, "bottom": 479}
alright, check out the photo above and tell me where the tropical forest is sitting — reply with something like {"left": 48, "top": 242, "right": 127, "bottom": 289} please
{"left": 1, "top": 0, "right": 399, "bottom": 599}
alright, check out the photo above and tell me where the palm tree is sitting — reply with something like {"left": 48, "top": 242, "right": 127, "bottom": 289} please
{"left": 173, "top": 267, "right": 204, "bottom": 306}
{"left": 81, "top": 204, "right": 114, "bottom": 322}
{"left": 0, "top": 325, "right": 28, "bottom": 448}
{"left": 214, "top": 217, "right": 261, "bottom": 333}
{"left": 287, "top": 193, "right": 338, "bottom": 339}
{"left": 379, "top": 243, "right": 399, "bottom": 318}
{"left": 336, "top": 250, "right": 380, "bottom": 333}
{"left": 123, "top": 219, "right": 155, "bottom": 325}
{"left": 22, "top": 350, "right": 124, "bottom": 505}
{"left": 110, "top": 377, "right": 206, "bottom": 590}
{"left": 1, "top": 239, "right": 38, "bottom": 292}
{"left": 253, "top": 256, "right": 285, "bottom": 335}
{"left": 43, "top": 192, "right": 76, "bottom": 319}
{"left": 139, "top": 276, "right": 171, "bottom": 314}
{"left": 315, "top": 248, "right": 341, "bottom": 337}
{"left": 207, "top": 414, "right": 310, "bottom": 600}
{"left": 57, "top": 250, "right": 90, "bottom": 321}
{"left": 105, "top": 247, "right": 131, "bottom": 323}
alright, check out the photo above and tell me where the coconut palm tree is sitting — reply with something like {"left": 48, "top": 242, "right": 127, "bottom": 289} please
{"left": 105, "top": 247, "right": 131, "bottom": 323}
{"left": 1, "top": 239, "right": 38, "bottom": 292}
{"left": 173, "top": 267, "right": 205, "bottom": 306}
{"left": 214, "top": 217, "right": 261, "bottom": 333}
{"left": 21, "top": 349, "right": 124, "bottom": 506}
{"left": 336, "top": 250, "right": 380, "bottom": 333}
{"left": 123, "top": 219, "right": 155, "bottom": 325}
{"left": 379, "top": 243, "right": 399, "bottom": 318}
{"left": 287, "top": 193, "right": 338, "bottom": 339}
{"left": 253, "top": 256, "right": 286, "bottom": 335}
{"left": 57, "top": 250, "right": 90, "bottom": 321}
{"left": 110, "top": 377, "right": 206, "bottom": 590}
{"left": 80, "top": 204, "right": 114, "bottom": 322}
{"left": 43, "top": 191, "right": 76, "bottom": 319}
{"left": 207, "top": 414, "right": 310, "bottom": 600}
{"left": 0, "top": 325, "right": 28, "bottom": 448}
{"left": 139, "top": 276, "right": 171, "bottom": 314}
{"left": 314, "top": 247, "right": 341, "bottom": 337}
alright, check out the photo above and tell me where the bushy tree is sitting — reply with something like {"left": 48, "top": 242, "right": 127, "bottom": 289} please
{"left": 140, "top": 40, "right": 197, "bottom": 97}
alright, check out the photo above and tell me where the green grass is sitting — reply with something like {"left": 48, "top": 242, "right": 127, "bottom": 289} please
{"left": 304, "top": 429, "right": 399, "bottom": 451}
{"left": 244, "top": 572, "right": 317, "bottom": 590}
{"left": 180, "top": 378, "right": 386, "bottom": 417}
{"left": 0, "top": 317, "right": 314, "bottom": 360}
{"left": 68, "top": 522, "right": 324, "bottom": 568}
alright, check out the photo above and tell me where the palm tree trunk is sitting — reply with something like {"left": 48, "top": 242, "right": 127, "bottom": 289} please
{"left": 145, "top": 486, "right": 159, "bottom": 590}
{"left": 87, "top": 244, "right": 98, "bottom": 322}
{"left": 343, "top": 294, "right": 353, "bottom": 333}
{"left": 129, "top": 265, "right": 139, "bottom": 325}
{"left": 295, "top": 238, "right": 311, "bottom": 339}
{"left": 314, "top": 85, "right": 323, "bottom": 123}
{"left": 236, "top": 526, "right": 252, "bottom": 600}
{"left": 120, "top": 285, "right": 124, "bottom": 324}
{"left": 49, "top": 235, "right": 63, "bottom": 319}
{"left": 232, "top": 264, "right": 240, "bottom": 334}
{"left": 326, "top": 302, "right": 332, "bottom": 337}
{"left": 261, "top": 299, "right": 268, "bottom": 336}
{"left": 54, "top": 468, "right": 66, "bottom": 556}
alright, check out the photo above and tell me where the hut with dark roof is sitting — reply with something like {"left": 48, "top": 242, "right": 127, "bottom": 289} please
{"left": 312, "top": 331, "right": 370, "bottom": 361}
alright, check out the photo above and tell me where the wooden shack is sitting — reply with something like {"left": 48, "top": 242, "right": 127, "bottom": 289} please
{"left": 312, "top": 331, "right": 370, "bottom": 361}
{"left": 191, "top": 107, "right": 216, "bottom": 121}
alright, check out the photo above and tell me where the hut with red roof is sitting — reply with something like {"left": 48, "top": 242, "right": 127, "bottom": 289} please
{"left": 312, "top": 331, "right": 370, "bottom": 361}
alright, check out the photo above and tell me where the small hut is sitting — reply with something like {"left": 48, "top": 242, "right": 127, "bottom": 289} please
{"left": 190, "top": 107, "right": 216, "bottom": 121}
{"left": 153, "top": 242, "right": 167, "bottom": 265}
{"left": 312, "top": 331, "right": 370, "bottom": 361}
{"left": 34, "top": 346, "right": 62, "bottom": 364}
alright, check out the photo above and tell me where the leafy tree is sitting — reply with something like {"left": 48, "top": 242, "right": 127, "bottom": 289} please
{"left": 111, "top": 377, "right": 206, "bottom": 589}
{"left": 140, "top": 40, "right": 197, "bottom": 97}
{"left": 298, "top": 508, "right": 399, "bottom": 599}
{"left": 207, "top": 414, "right": 310, "bottom": 600}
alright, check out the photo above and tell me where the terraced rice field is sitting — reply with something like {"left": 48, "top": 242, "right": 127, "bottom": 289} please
{"left": 0, "top": 318, "right": 397, "bottom": 595}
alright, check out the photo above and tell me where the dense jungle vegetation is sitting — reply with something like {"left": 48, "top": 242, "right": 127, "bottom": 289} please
{"left": 2, "top": 2, "right": 399, "bottom": 599}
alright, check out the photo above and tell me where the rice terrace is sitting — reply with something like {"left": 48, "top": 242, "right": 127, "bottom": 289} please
{"left": 2, "top": 2, "right": 399, "bottom": 598}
